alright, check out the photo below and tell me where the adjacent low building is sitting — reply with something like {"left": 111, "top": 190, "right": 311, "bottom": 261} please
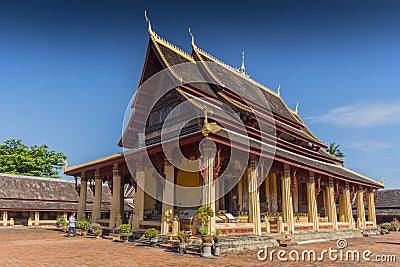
{"left": 0, "top": 173, "right": 112, "bottom": 227}
{"left": 375, "top": 189, "right": 400, "bottom": 224}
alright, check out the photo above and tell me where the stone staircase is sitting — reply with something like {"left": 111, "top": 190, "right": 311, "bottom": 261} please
{"left": 217, "top": 235, "right": 279, "bottom": 253}
{"left": 287, "top": 229, "right": 362, "bottom": 244}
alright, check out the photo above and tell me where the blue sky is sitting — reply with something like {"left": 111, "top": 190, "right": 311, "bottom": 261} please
{"left": 1, "top": 0, "right": 399, "bottom": 188}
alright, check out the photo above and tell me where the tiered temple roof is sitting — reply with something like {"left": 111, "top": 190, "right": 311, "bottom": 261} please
{"left": 68, "top": 19, "right": 383, "bottom": 190}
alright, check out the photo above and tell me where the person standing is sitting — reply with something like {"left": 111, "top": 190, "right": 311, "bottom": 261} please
{"left": 67, "top": 213, "right": 76, "bottom": 237}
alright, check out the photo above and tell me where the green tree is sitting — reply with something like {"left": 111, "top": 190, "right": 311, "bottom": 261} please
{"left": 0, "top": 139, "right": 67, "bottom": 177}
{"left": 326, "top": 142, "right": 345, "bottom": 159}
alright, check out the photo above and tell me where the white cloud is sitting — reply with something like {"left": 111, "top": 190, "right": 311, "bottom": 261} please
{"left": 345, "top": 140, "right": 389, "bottom": 151}
{"left": 308, "top": 102, "right": 400, "bottom": 127}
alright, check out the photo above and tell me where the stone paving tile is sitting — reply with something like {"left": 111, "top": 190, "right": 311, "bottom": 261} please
{"left": 0, "top": 228, "right": 398, "bottom": 267}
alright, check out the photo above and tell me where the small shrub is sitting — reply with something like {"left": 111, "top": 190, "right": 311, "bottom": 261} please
{"left": 119, "top": 224, "right": 133, "bottom": 237}
{"left": 56, "top": 217, "right": 67, "bottom": 227}
{"left": 76, "top": 220, "right": 90, "bottom": 232}
{"left": 144, "top": 228, "right": 158, "bottom": 239}
{"left": 198, "top": 226, "right": 208, "bottom": 236}
{"left": 90, "top": 223, "right": 102, "bottom": 235}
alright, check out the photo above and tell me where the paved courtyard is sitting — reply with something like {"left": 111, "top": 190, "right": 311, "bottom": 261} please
{"left": 0, "top": 228, "right": 398, "bottom": 266}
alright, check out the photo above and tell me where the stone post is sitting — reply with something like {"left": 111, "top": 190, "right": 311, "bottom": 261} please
{"left": 277, "top": 216, "right": 284, "bottom": 234}
{"left": 172, "top": 216, "right": 179, "bottom": 236}
{"left": 343, "top": 182, "right": 354, "bottom": 229}
{"left": 263, "top": 216, "right": 270, "bottom": 234}
{"left": 368, "top": 190, "right": 377, "bottom": 227}
{"left": 91, "top": 169, "right": 103, "bottom": 224}
{"left": 281, "top": 164, "right": 294, "bottom": 234}
{"left": 161, "top": 158, "right": 174, "bottom": 235}
{"left": 77, "top": 172, "right": 88, "bottom": 221}
{"left": 2, "top": 211, "right": 8, "bottom": 226}
{"left": 248, "top": 155, "right": 262, "bottom": 235}
{"left": 356, "top": 185, "right": 366, "bottom": 229}
{"left": 326, "top": 178, "right": 338, "bottom": 230}
{"left": 34, "top": 211, "right": 40, "bottom": 226}
{"left": 132, "top": 160, "right": 145, "bottom": 231}
{"left": 307, "top": 172, "right": 319, "bottom": 231}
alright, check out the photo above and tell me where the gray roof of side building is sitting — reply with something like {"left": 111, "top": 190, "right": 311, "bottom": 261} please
{"left": 0, "top": 173, "right": 112, "bottom": 211}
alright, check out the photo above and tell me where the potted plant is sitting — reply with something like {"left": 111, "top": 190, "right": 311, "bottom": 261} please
{"left": 177, "top": 231, "right": 191, "bottom": 254}
{"left": 144, "top": 228, "right": 159, "bottom": 247}
{"left": 90, "top": 223, "right": 103, "bottom": 238}
{"left": 213, "top": 229, "right": 221, "bottom": 257}
{"left": 56, "top": 217, "right": 68, "bottom": 233}
{"left": 76, "top": 220, "right": 90, "bottom": 236}
{"left": 119, "top": 224, "right": 133, "bottom": 243}
{"left": 197, "top": 206, "right": 214, "bottom": 243}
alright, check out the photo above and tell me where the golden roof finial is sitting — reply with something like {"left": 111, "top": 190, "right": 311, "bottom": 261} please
{"left": 188, "top": 27, "right": 196, "bottom": 47}
{"left": 144, "top": 10, "right": 153, "bottom": 34}
{"left": 240, "top": 51, "right": 246, "bottom": 74}
{"left": 277, "top": 85, "right": 281, "bottom": 96}
{"left": 295, "top": 101, "right": 299, "bottom": 114}
{"left": 381, "top": 177, "right": 385, "bottom": 185}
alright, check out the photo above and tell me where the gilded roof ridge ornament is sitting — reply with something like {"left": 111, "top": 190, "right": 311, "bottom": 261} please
{"left": 202, "top": 105, "right": 222, "bottom": 137}
{"left": 144, "top": 10, "right": 153, "bottom": 34}
{"left": 188, "top": 27, "right": 196, "bottom": 47}
{"left": 240, "top": 51, "right": 246, "bottom": 74}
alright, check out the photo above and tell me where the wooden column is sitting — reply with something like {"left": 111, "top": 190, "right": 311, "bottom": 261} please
{"left": 356, "top": 185, "right": 366, "bottom": 229}
{"left": 368, "top": 190, "right": 377, "bottom": 227}
{"left": 202, "top": 142, "right": 216, "bottom": 234}
{"left": 109, "top": 164, "right": 122, "bottom": 228}
{"left": 91, "top": 169, "right": 102, "bottom": 224}
{"left": 307, "top": 172, "right": 319, "bottom": 231}
{"left": 265, "top": 174, "right": 270, "bottom": 212}
{"left": 132, "top": 160, "right": 145, "bottom": 231}
{"left": 326, "top": 178, "right": 338, "bottom": 230}
{"left": 161, "top": 158, "right": 174, "bottom": 235}
{"left": 343, "top": 182, "right": 354, "bottom": 228}
{"left": 271, "top": 172, "right": 278, "bottom": 212}
{"left": 248, "top": 155, "right": 261, "bottom": 235}
{"left": 282, "top": 164, "right": 294, "bottom": 234}
{"left": 293, "top": 181, "right": 299, "bottom": 214}
{"left": 338, "top": 193, "right": 345, "bottom": 222}
{"left": 238, "top": 178, "right": 243, "bottom": 212}
{"left": 77, "top": 172, "right": 87, "bottom": 221}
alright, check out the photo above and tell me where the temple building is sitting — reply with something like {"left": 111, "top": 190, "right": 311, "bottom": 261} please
{"left": 65, "top": 16, "right": 384, "bottom": 236}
